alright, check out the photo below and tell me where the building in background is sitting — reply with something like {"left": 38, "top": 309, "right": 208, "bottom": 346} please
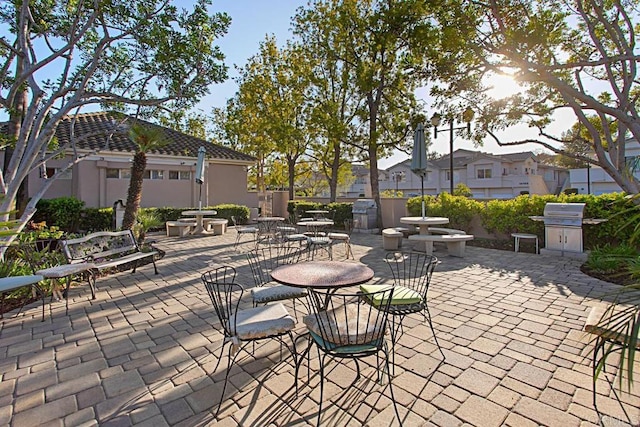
{"left": 376, "top": 149, "right": 569, "bottom": 199}
{"left": 569, "top": 139, "right": 639, "bottom": 195}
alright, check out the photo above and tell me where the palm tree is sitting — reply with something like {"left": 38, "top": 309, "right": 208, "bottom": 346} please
{"left": 121, "top": 123, "right": 168, "bottom": 231}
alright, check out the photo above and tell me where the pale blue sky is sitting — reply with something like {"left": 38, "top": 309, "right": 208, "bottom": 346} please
{"left": 2, "top": 1, "right": 562, "bottom": 168}
{"left": 203, "top": 0, "right": 560, "bottom": 168}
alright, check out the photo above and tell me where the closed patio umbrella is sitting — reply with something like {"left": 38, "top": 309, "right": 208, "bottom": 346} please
{"left": 195, "top": 146, "right": 206, "bottom": 209}
{"left": 410, "top": 123, "right": 428, "bottom": 218}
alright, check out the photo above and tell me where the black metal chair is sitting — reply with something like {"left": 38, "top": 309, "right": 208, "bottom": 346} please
{"left": 230, "top": 216, "right": 258, "bottom": 250}
{"left": 327, "top": 218, "right": 355, "bottom": 259}
{"left": 201, "top": 266, "right": 297, "bottom": 416}
{"left": 246, "top": 245, "right": 308, "bottom": 316}
{"left": 361, "top": 251, "right": 443, "bottom": 371}
{"left": 295, "top": 287, "right": 400, "bottom": 426}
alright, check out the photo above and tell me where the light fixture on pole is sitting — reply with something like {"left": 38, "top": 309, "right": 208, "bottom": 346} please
{"left": 431, "top": 107, "right": 475, "bottom": 195}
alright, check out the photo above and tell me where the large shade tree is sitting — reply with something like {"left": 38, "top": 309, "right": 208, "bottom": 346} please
{"left": 427, "top": 0, "right": 640, "bottom": 195}
{"left": 293, "top": 5, "right": 362, "bottom": 202}
{"left": 0, "top": 0, "right": 229, "bottom": 251}
{"left": 294, "top": 0, "right": 432, "bottom": 227}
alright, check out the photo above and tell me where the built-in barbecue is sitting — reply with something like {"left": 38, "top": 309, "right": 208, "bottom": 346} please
{"left": 530, "top": 202, "right": 606, "bottom": 256}
{"left": 352, "top": 199, "right": 377, "bottom": 230}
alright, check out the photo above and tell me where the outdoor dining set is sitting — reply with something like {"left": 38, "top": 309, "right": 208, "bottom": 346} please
{"left": 200, "top": 218, "right": 442, "bottom": 425}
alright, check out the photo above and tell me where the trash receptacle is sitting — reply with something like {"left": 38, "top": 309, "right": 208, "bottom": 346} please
{"left": 113, "top": 200, "right": 126, "bottom": 230}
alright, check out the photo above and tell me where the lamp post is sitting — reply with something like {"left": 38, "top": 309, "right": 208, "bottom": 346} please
{"left": 391, "top": 171, "right": 403, "bottom": 194}
{"left": 430, "top": 107, "right": 475, "bottom": 194}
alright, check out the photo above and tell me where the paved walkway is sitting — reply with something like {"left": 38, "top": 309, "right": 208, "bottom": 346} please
{"left": 0, "top": 229, "right": 638, "bottom": 426}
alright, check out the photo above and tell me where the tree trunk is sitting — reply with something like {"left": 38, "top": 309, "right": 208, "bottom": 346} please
{"left": 122, "top": 152, "right": 147, "bottom": 230}
{"left": 288, "top": 158, "right": 295, "bottom": 200}
{"left": 4, "top": 57, "right": 28, "bottom": 218}
{"left": 329, "top": 140, "right": 340, "bottom": 202}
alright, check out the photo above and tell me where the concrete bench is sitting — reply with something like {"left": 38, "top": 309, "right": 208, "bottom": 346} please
{"left": 427, "top": 227, "right": 466, "bottom": 235}
{"left": 166, "top": 220, "right": 194, "bottom": 236}
{"left": 382, "top": 228, "right": 403, "bottom": 250}
{"left": 584, "top": 306, "right": 640, "bottom": 349}
{"left": 584, "top": 305, "right": 640, "bottom": 416}
{"left": 0, "top": 275, "right": 45, "bottom": 321}
{"left": 408, "top": 234, "right": 474, "bottom": 257}
{"left": 204, "top": 218, "right": 228, "bottom": 235}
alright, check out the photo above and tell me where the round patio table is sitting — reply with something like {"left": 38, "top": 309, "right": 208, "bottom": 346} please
{"left": 271, "top": 261, "right": 373, "bottom": 291}
{"left": 297, "top": 220, "right": 334, "bottom": 236}
{"left": 182, "top": 210, "right": 217, "bottom": 235}
{"left": 400, "top": 216, "right": 449, "bottom": 235}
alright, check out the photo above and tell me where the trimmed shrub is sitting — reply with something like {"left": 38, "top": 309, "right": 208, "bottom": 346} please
{"left": 33, "top": 197, "right": 85, "bottom": 232}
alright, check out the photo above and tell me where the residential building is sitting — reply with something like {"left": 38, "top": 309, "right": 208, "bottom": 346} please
{"left": 569, "top": 139, "right": 639, "bottom": 195}
{"left": 3, "top": 112, "right": 256, "bottom": 209}
{"left": 377, "top": 149, "right": 569, "bottom": 199}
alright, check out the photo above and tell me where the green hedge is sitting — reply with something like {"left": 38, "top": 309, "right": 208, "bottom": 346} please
{"left": 406, "top": 193, "right": 484, "bottom": 231}
{"left": 407, "top": 192, "right": 635, "bottom": 249}
{"left": 32, "top": 198, "right": 252, "bottom": 232}
{"left": 33, "top": 197, "right": 85, "bottom": 232}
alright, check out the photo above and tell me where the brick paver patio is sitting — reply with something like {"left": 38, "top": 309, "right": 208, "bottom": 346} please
{"left": 1, "top": 229, "right": 638, "bottom": 426}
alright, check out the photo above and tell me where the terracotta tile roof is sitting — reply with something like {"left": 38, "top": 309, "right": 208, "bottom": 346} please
{"left": 55, "top": 112, "right": 255, "bottom": 162}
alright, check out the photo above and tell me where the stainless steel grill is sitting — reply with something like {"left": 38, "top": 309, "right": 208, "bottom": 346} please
{"left": 542, "top": 203, "right": 585, "bottom": 228}
{"left": 542, "top": 202, "right": 586, "bottom": 253}
{"left": 352, "top": 199, "right": 377, "bottom": 229}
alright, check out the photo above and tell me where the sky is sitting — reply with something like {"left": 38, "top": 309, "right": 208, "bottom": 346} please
{"left": 203, "top": 0, "right": 566, "bottom": 170}
{"left": 2, "top": 1, "right": 567, "bottom": 169}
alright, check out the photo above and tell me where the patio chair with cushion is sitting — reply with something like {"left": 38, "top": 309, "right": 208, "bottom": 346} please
{"left": 230, "top": 215, "right": 258, "bottom": 250}
{"left": 327, "top": 218, "right": 356, "bottom": 259}
{"left": 246, "top": 245, "right": 308, "bottom": 317}
{"left": 201, "top": 266, "right": 297, "bottom": 416}
{"left": 361, "top": 251, "right": 443, "bottom": 369}
{"left": 295, "top": 287, "right": 400, "bottom": 426}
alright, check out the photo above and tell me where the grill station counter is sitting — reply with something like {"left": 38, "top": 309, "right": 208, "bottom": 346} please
{"left": 530, "top": 203, "right": 606, "bottom": 257}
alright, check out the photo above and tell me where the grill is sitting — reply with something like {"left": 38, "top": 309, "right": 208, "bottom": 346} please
{"left": 352, "top": 199, "right": 377, "bottom": 229}
{"left": 542, "top": 202, "right": 585, "bottom": 227}
{"left": 541, "top": 202, "right": 586, "bottom": 253}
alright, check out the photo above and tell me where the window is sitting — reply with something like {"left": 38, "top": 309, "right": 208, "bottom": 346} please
{"left": 106, "top": 168, "right": 131, "bottom": 179}
{"left": 477, "top": 168, "right": 492, "bottom": 179}
{"left": 445, "top": 170, "right": 451, "bottom": 181}
{"left": 143, "top": 169, "right": 163, "bottom": 180}
{"left": 169, "top": 170, "right": 191, "bottom": 180}
{"left": 43, "top": 167, "right": 72, "bottom": 179}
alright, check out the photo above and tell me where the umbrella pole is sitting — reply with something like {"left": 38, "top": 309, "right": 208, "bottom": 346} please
{"left": 421, "top": 176, "right": 425, "bottom": 218}
{"left": 198, "top": 183, "right": 202, "bottom": 211}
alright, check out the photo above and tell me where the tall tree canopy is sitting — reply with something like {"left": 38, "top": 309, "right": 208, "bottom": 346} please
{"left": 294, "top": 0, "right": 432, "bottom": 226}
{"left": 0, "top": 0, "right": 230, "bottom": 245}
{"left": 428, "top": 0, "right": 640, "bottom": 194}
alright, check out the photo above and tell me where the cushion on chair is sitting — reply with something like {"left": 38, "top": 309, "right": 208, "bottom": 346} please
{"left": 327, "top": 232, "right": 349, "bottom": 241}
{"left": 238, "top": 226, "right": 258, "bottom": 234}
{"left": 360, "top": 284, "right": 422, "bottom": 305}
{"left": 284, "top": 233, "right": 307, "bottom": 242}
{"left": 303, "top": 304, "right": 384, "bottom": 346}
{"left": 251, "top": 284, "right": 308, "bottom": 303}
{"left": 232, "top": 303, "right": 296, "bottom": 340}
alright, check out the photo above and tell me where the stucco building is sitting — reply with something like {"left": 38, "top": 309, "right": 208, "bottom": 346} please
{"left": 378, "top": 149, "right": 569, "bottom": 199}
{"left": 8, "top": 112, "right": 256, "bottom": 209}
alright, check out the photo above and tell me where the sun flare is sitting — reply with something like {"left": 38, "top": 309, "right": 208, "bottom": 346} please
{"left": 484, "top": 70, "right": 523, "bottom": 99}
